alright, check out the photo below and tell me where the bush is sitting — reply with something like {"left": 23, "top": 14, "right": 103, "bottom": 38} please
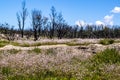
{"left": 99, "top": 39, "right": 114, "bottom": 45}
{"left": 20, "top": 43, "right": 31, "bottom": 47}
{"left": 1, "top": 67, "right": 12, "bottom": 76}
{"left": 10, "top": 42, "right": 20, "bottom": 46}
{"left": 83, "top": 49, "right": 120, "bottom": 80}
{"left": 92, "top": 48, "right": 120, "bottom": 64}
{"left": 0, "top": 40, "right": 9, "bottom": 47}
{"left": 31, "top": 48, "right": 41, "bottom": 54}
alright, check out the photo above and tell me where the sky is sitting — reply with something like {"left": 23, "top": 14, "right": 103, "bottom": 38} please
{"left": 0, "top": 0, "right": 120, "bottom": 29}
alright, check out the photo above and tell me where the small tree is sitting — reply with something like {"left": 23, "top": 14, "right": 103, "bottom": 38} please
{"left": 56, "top": 12, "right": 67, "bottom": 39}
{"left": 16, "top": 0, "right": 28, "bottom": 38}
{"left": 49, "top": 6, "right": 57, "bottom": 38}
{"left": 32, "top": 9, "right": 42, "bottom": 41}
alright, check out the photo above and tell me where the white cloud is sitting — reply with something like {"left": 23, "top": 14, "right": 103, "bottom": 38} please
{"left": 109, "top": 21, "right": 113, "bottom": 26}
{"left": 104, "top": 15, "right": 114, "bottom": 26}
{"left": 76, "top": 15, "right": 114, "bottom": 26}
{"left": 104, "top": 15, "right": 113, "bottom": 22}
{"left": 95, "top": 21, "right": 104, "bottom": 26}
{"left": 75, "top": 20, "right": 86, "bottom": 26}
{"left": 111, "top": 6, "right": 120, "bottom": 13}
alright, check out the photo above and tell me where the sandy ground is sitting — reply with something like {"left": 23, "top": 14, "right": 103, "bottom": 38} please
{"left": 0, "top": 44, "right": 68, "bottom": 50}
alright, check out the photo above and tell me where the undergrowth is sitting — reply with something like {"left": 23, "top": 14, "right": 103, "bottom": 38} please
{"left": 99, "top": 39, "right": 114, "bottom": 45}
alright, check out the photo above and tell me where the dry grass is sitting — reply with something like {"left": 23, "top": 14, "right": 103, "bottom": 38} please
{"left": 0, "top": 39, "right": 120, "bottom": 79}
{"left": 0, "top": 47, "right": 92, "bottom": 80}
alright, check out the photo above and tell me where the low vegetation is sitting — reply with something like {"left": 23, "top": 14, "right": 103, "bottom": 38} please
{"left": 83, "top": 48, "right": 120, "bottom": 80}
{"left": 91, "top": 48, "right": 120, "bottom": 64}
{"left": 0, "top": 40, "right": 9, "bottom": 47}
{"left": 99, "top": 39, "right": 114, "bottom": 45}
{"left": 0, "top": 47, "right": 119, "bottom": 80}
{"left": 32, "top": 42, "right": 59, "bottom": 46}
{"left": 30, "top": 47, "right": 41, "bottom": 54}
{"left": 0, "top": 0, "right": 119, "bottom": 79}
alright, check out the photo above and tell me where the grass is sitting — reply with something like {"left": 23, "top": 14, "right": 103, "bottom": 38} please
{"left": 91, "top": 48, "right": 120, "bottom": 64}
{"left": 10, "top": 42, "right": 20, "bottom": 46}
{"left": 1, "top": 67, "right": 11, "bottom": 76}
{"left": 11, "top": 42, "right": 62, "bottom": 47}
{"left": 20, "top": 43, "right": 31, "bottom": 47}
{"left": 0, "top": 40, "right": 9, "bottom": 47}
{"left": 6, "top": 70, "right": 76, "bottom": 80}
{"left": 0, "top": 44, "right": 120, "bottom": 80}
{"left": 0, "top": 40, "right": 91, "bottom": 47}
{"left": 99, "top": 39, "right": 114, "bottom": 45}
{"left": 83, "top": 48, "right": 120, "bottom": 80}
{"left": 29, "top": 47, "right": 41, "bottom": 54}
{"left": 0, "top": 49, "right": 20, "bottom": 55}
{"left": 32, "top": 42, "right": 59, "bottom": 46}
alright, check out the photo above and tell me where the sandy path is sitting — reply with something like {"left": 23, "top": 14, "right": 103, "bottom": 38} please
{"left": 0, "top": 44, "right": 68, "bottom": 50}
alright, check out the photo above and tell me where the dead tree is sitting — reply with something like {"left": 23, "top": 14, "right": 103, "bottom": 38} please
{"left": 16, "top": 1, "right": 28, "bottom": 38}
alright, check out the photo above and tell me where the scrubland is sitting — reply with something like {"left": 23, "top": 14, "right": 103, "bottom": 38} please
{"left": 0, "top": 38, "right": 120, "bottom": 80}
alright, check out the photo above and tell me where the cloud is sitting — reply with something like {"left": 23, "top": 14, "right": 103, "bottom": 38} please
{"left": 111, "top": 6, "right": 120, "bottom": 13}
{"left": 75, "top": 20, "right": 86, "bottom": 26}
{"left": 104, "top": 15, "right": 113, "bottom": 22}
{"left": 95, "top": 21, "right": 104, "bottom": 26}
{"left": 76, "top": 15, "right": 114, "bottom": 26}
{"left": 104, "top": 15, "right": 114, "bottom": 26}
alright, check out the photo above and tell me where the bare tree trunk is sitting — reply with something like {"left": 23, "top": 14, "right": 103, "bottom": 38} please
{"left": 16, "top": 1, "right": 28, "bottom": 38}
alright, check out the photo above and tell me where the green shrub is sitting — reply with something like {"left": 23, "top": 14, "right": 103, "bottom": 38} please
{"left": 83, "top": 48, "right": 120, "bottom": 80}
{"left": 10, "top": 42, "right": 20, "bottom": 46}
{"left": 99, "top": 39, "right": 114, "bottom": 45}
{"left": 32, "top": 42, "right": 42, "bottom": 46}
{"left": 7, "top": 71, "right": 76, "bottom": 80}
{"left": 1, "top": 67, "right": 11, "bottom": 76}
{"left": 32, "top": 42, "right": 59, "bottom": 47}
{"left": 31, "top": 48, "right": 41, "bottom": 54}
{"left": 20, "top": 43, "right": 31, "bottom": 47}
{"left": 92, "top": 48, "right": 120, "bottom": 64}
{"left": 42, "top": 42, "right": 58, "bottom": 45}
{"left": 0, "top": 40, "right": 9, "bottom": 47}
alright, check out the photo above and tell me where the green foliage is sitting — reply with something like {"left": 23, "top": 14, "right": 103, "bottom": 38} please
{"left": 1, "top": 67, "right": 11, "bottom": 76}
{"left": 83, "top": 49, "right": 120, "bottom": 80}
{"left": 11, "top": 42, "right": 31, "bottom": 47}
{"left": 99, "top": 39, "right": 114, "bottom": 45}
{"left": 31, "top": 48, "right": 41, "bottom": 54}
{"left": 20, "top": 43, "right": 31, "bottom": 47}
{"left": 32, "top": 42, "right": 42, "bottom": 46}
{"left": 6, "top": 69, "right": 76, "bottom": 80}
{"left": 10, "top": 42, "right": 20, "bottom": 46}
{"left": 0, "top": 48, "right": 120, "bottom": 80}
{"left": 92, "top": 48, "right": 120, "bottom": 64}
{"left": 0, "top": 40, "right": 9, "bottom": 47}
{"left": 11, "top": 42, "right": 61, "bottom": 47}
{"left": 32, "top": 42, "right": 58, "bottom": 47}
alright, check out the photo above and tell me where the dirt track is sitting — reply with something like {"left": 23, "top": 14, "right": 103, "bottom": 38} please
{"left": 0, "top": 44, "right": 68, "bottom": 50}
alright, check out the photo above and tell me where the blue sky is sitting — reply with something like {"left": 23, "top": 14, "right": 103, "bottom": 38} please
{"left": 0, "top": 0, "right": 120, "bottom": 29}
